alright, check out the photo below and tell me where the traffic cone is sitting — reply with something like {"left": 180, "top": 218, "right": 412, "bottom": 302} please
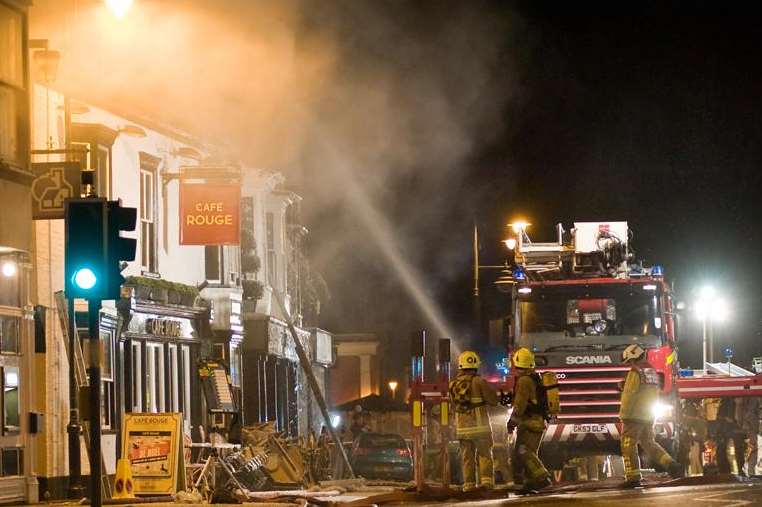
{"left": 113, "top": 458, "right": 135, "bottom": 499}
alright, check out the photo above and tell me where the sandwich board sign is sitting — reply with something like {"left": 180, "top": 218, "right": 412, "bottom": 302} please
{"left": 121, "top": 413, "right": 186, "bottom": 495}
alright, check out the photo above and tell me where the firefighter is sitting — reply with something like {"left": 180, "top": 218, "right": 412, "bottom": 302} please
{"left": 619, "top": 344, "right": 683, "bottom": 486}
{"left": 449, "top": 350, "right": 499, "bottom": 491}
{"left": 507, "top": 347, "right": 552, "bottom": 492}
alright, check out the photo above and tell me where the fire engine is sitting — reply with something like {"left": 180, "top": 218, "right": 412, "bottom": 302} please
{"left": 501, "top": 221, "right": 679, "bottom": 469}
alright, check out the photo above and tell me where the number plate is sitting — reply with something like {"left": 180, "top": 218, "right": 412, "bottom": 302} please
{"left": 571, "top": 424, "right": 609, "bottom": 434}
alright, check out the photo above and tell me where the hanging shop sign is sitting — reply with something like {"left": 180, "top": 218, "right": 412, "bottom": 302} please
{"left": 121, "top": 413, "right": 186, "bottom": 495}
{"left": 179, "top": 183, "right": 240, "bottom": 245}
{"left": 31, "top": 162, "right": 81, "bottom": 219}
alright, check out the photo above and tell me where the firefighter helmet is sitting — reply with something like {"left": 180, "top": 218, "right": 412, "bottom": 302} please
{"left": 622, "top": 344, "right": 646, "bottom": 363}
{"left": 458, "top": 350, "right": 481, "bottom": 370}
{"left": 513, "top": 347, "right": 536, "bottom": 369}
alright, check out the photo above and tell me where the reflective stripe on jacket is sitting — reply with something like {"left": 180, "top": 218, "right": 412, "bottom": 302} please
{"left": 455, "top": 373, "right": 498, "bottom": 438}
{"left": 619, "top": 367, "right": 659, "bottom": 422}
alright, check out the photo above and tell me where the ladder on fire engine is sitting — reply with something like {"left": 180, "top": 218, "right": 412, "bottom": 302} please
{"left": 55, "top": 291, "right": 113, "bottom": 499}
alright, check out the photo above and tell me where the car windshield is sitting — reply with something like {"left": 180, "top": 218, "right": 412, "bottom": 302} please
{"left": 517, "top": 284, "right": 663, "bottom": 351}
{"left": 358, "top": 434, "right": 406, "bottom": 449}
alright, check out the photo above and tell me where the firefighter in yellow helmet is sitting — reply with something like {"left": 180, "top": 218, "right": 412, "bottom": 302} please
{"left": 449, "top": 350, "right": 498, "bottom": 491}
{"left": 619, "top": 344, "right": 683, "bottom": 487}
{"left": 507, "top": 347, "right": 552, "bottom": 492}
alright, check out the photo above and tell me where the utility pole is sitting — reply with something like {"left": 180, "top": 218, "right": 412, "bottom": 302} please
{"left": 87, "top": 299, "right": 102, "bottom": 507}
{"left": 67, "top": 298, "right": 83, "bottom": 498}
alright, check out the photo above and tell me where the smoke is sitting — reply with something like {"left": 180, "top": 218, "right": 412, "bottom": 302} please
{"left": 30, "top": 0, "right": 523, "bottom": 350}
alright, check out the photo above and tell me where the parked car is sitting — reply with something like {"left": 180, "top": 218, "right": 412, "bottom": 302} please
{"left": 350, "top": 432, "right": 413, "bottom": 481}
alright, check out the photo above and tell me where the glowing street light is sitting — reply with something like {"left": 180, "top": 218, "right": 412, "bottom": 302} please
{"left": 388, "top": 380, "right": 399, "bottom": 399}
{"left": 1, "top": 261, "right": 17, "bottom": 278}
{"left": 104, "top": 0, "right": 133, "bottom": 19}
{"left": 695, "top": 285, "right": 730, "bottom": 368}
{"left": 508, "top": 221, "right": 531, "bottom": 235}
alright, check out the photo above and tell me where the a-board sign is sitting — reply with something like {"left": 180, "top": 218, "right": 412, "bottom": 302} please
{"left": 198, "top": 360, "right": 237, "bottom": 413}
{"left": 121, "top": 413, "right": 186, "bottom": 495}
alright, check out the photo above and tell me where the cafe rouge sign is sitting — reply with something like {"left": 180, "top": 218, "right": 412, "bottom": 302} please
{"left": 179, "top": 183, "right": 240, "bottom": 245}
{"left": 128, "top": 314, "right": 194, "bottom": 339}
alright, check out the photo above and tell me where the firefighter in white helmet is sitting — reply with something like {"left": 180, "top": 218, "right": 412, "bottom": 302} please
{"left": 507, "top": 347, "right": 552, "bottom": 491}
{"left": 449, "top": 350, "right": 499, "bottom": 490}
{"left": 619, "top": 344, "right": 683, "bottom": 487}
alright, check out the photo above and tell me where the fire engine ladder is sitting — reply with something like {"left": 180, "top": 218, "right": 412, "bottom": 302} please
{"left": 54, "top": 291, "right": 113, "bottom": 499}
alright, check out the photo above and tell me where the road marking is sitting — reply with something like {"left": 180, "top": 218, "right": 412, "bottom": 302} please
{"left": 694, "top": 490, "right": 751, "bottom": 507}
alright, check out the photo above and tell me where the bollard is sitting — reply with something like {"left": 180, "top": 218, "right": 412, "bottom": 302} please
{"left": 438, "top": 338, "right": 452, "bottom": 488}
{"left": 410, "top": 330, "right": 426, "bottom": 492}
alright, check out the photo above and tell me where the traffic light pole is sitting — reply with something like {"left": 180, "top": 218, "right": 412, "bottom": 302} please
{"left": 67, "top": 298, "right": 83, "bottom": 498}
{"left": 87, "top": 299, "right": 102, "bottom": 507}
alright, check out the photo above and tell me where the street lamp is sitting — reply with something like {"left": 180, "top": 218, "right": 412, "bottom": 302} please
{"left": 104, "top": 0, "right": 133, "bottom": 19}
{"left": 695, "top": 285, "right": 729, "bottom": 368}
{"left": 388, "top": 380, "right": 398, "bottom": 400}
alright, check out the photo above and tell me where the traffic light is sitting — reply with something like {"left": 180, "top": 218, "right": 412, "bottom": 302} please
{"left": 105, "top": 200, "right": 137, "bottom": 299}
{"left": 65, "top": 198, "right": 108, "bottom": 299}
{"left": 65, "top": 198, "right": 137, "bottom": 301}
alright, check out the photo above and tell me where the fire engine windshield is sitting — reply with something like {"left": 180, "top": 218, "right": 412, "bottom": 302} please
{"left": 517, "top": 285, "right": 663, "bottom": 351}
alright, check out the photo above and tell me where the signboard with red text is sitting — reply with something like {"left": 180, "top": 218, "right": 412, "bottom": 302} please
{"left": 179, "top": 183, "right": 240, "bottom": 245}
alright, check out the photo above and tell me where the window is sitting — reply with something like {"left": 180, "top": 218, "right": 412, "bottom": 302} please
{"left": 181, "top": 345, "right": 191, "bottom": 432}
{"left": 145, "top": 342, "right": 164, "bottom": 412}
{"left": 0, "top": 448, "right": 21, "bottom": 477}
{"left": 71, "top": 124, "right": 116, "bottom": 198}
{"left": 266, "top": 212, "right": 276, "bottom": 287}
{"left": 205, "top": 246, "right": 223, "bottom": 282}
{"left": 0, "top": 255, "right": 20, "bottom": 307}
{"left": 168, "top": 344, "right": 179, "bottom": 412}
{"left": 0, "top": 315, "right": 19, "bottom": 354}
{"left": 100, "top": 329, "right": 114, "bottom": 428}
{"left": 140, "top": 169, "right": 156, "bottom": 271}
{"left": 131, "top": 341, "right": 142, "bottom": 412}
{"left": 0, "top": 4, "right": 27, "bottom": 167}
{"left": 2, "top": 366, "right": 19, "bottom": 434}
{"left": 229, "top": 342, "right": 241, "bottom": 389}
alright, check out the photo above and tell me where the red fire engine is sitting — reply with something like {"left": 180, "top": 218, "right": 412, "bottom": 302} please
{"left": 502, "top": 221, "right": 679, "bottom": 469}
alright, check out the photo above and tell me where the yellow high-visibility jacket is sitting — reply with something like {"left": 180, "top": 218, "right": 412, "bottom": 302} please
{"left": 619, "top": 366, "right": 660, "bottom": 422}
{"left": 454, "top": 372, "right": 498, "bottom": 439}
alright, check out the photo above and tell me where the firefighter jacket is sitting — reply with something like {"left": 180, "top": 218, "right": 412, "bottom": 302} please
{"left": 509, "top": 370, "right": 547, "bottom": 433}
{"left": 619, "top": 365, "right": 660, "bottom": 423}
{"left": 454, "top": 372, "right": 498, "bottom": 439}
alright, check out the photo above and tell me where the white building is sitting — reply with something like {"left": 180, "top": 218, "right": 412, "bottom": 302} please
{"left": 30, "top": 84, "right": 331, "bottom": 499}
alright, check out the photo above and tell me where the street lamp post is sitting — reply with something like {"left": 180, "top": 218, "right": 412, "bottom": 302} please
{"left": 695, "top": 286, "right": 728, "bottom": 369}
{"left": 388, "top": 380, "right": 398, "bottom": 400}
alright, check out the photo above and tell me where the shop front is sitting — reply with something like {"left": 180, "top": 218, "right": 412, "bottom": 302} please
{"left": 116, "top": 285, "right": 209, "bottom": 452}
{"left": 0, "top": 251, "right": 36, "bottom": 503}
{"left": 242, "top": 316, "right": 311, "bottom": 437}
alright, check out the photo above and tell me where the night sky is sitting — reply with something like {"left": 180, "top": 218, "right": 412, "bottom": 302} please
{"left": 311, "top": 2, "right": 762, "bottom": 374}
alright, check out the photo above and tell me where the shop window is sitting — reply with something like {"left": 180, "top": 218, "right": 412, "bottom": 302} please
{"left": 0, "top": 315, "right": 19, "bottom": 354}
{"left": 168, "top": 344, "right": 179, "bottom": 412}
{"left": 0, "top": 256, "right": 19, "bottom": 308}
{"left": 131, "top": 341, "right": 142, "bottom": 412}
{"left": 145, "top": 342, "right": 165, "bottom": 412}
{"left": 266, "top": 212, "right": 276, "bottom": 287}
{"left": 181, "top": 345, "right": 191, "bottom": 432}
{"left": 2, "top": 367, "right": 19, "bottom": 435}
{"left": 0, "top": 448, "right": 21, "bottom": 477}
{"left": 0, "top": 3, "right": 27, "bottom": 168}
{"left": 139, "top": 152, "right": 160, "bottom": 273}
{"left": 101, "top": 329, "right": 114, "bottom": 429}
{"left": 229, "top": 342, "right": 241, "bottom": 389}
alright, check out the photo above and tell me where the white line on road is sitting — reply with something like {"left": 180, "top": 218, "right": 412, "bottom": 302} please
{"left": 693, "top": 489, "right": 752, "bottom": 507}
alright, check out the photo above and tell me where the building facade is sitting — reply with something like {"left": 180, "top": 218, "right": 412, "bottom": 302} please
{"left": 28, "top": 79, "right": 333, "bottom": 497}
{"left": 0, "top": 1, "right": 39, "bottom": 503}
